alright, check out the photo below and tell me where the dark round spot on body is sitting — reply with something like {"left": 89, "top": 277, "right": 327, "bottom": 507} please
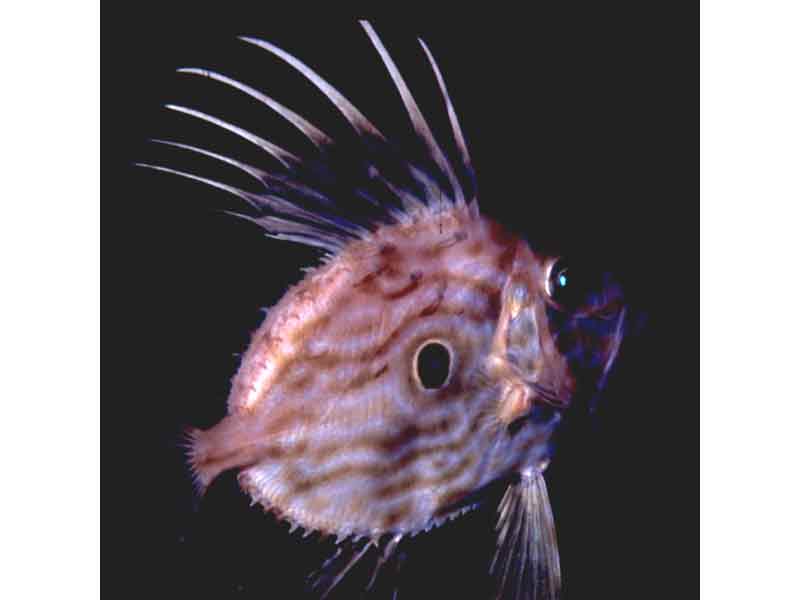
{"left": 415, "top": 342, "right": 451, "bottom": 389}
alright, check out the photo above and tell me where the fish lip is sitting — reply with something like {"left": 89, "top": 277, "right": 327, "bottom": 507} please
{"left": 498, "top": 376, "right": 569, "bottom": 433}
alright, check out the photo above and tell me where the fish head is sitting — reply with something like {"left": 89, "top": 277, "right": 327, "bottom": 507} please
{"left": 483, "top": 241, "right": 627, "bottom": 473}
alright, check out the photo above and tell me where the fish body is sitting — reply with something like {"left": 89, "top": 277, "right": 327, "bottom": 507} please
{"left": 189, "top": 203, "right": 567, "bottom": 539}
{"left": 144, "top": 20, "right": 626, "bottom": 599}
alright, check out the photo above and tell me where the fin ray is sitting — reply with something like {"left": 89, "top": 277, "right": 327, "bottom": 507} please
{"left": 238, "top": 35, "right": 385, "bottom": 140}
{"left": 177, "top": 68, "right": 334, "bottom": 148}
{"left": 360, "top": 21, "right": 465, "bottom": 206}
{"left": 150, "top": 138, "right": 271, "bottom": 183}
{"left": 148, "top": 138, "right": 353, "bottom": 225}
{"left": 418, "top": 37, "right": 477, "bottom": 205}
{"left": 308, "top": 534, "right": 404, "bottom": 599}
{"left": 492, "top": 471, "right": 561, "bottom": 600}
{"left": 308, "top": 538, "right": 375, "bottom": 599}
{"left": 166, "top": 104, "right": 299, "bottom": 168}
{"left": 135, "top": 162, "right": 266, "bottom": 209}
{"left": 136, "top": 163, "right": 357, "bottom": 246}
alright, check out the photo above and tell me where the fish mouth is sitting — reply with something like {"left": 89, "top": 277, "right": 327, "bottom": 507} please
{"left": 507, "top": 395, "right": 562, "bottom": 435}
{"left": 495, "top": 372, "right": 570, "bottom": 429}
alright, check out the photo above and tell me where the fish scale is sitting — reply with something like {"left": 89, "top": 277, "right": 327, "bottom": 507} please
{"left": 146, "top": 20, "right": 627, "bottom": 599}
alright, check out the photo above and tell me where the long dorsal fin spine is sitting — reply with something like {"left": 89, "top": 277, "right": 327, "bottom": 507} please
{"left": 238, "top": 35, "right": 385, "bottom": 140}
{"left": 418, "top": 37, "right": 478, "bottom": 206}
{"left": 177, "top": 68, "right": 335, "bottom": 149}
{"left": 165, "top": 104, "right": 299, "bottom": 168}
{"left": 359, "top": 21, "right": 465, "bottom": 206}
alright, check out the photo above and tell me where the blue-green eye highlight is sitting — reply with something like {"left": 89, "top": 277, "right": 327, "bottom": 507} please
{"left": 546, "top": 259, "right": 575, "bottom": 307}
{"left": 545, "top": 257, "right": 622, "bottom": 316}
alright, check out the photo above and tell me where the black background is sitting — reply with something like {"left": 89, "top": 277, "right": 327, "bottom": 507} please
{"left": 105, "top": 5, "right": 697, "bottom": 599}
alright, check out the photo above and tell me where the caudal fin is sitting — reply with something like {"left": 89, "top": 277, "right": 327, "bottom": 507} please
{"left": 182, "top": 417, "right": 262, "bottom": 497}
{"left": 182, "top": 426, "right": 216, "bottom": 496}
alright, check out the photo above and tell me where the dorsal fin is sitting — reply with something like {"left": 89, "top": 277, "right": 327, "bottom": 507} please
{"left": 141, "top": 23, "right": 480, "bottom": 253}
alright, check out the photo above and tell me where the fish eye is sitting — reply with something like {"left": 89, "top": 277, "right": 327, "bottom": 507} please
{"left": 544, "top": 257, "right": 621, "bottom": 316}
{"left": 545, "top": 258, "right": 571, "bottom": 304}
{"left": 413, "top": 340, "right": 452, "bottom": 390}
